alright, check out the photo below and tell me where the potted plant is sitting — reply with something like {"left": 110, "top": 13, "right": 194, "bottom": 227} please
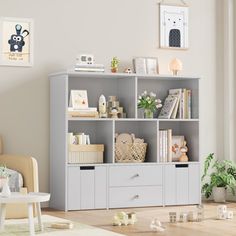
{"left": 201, "top": 153, "right": 236, "bottom": 202}
{"left": 111, "top": 57, "right": 119, "bottom": 73}
{"left": 137, "top": 91, "right": 162, "bottom": 118}
{"left": 0, "top": 165, "right": 11, "bottom": 196}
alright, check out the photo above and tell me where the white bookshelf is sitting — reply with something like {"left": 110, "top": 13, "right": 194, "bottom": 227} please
{"left": 49, "top": 71, "right": 201, "bottom": 211}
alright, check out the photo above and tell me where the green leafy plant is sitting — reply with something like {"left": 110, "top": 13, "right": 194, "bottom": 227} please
{"left": 201, "top": 153, "right": 236, "bottom": 198}
{"left": 137, "top": 91, "right": 162, "bottom": 112}
{"left": 111, "top": 57, "right": 119, "bottom": 69}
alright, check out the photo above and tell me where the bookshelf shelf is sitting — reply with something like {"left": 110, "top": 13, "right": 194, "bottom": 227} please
{"left": 50, "top": 71, "right": 200, "bottom": 211}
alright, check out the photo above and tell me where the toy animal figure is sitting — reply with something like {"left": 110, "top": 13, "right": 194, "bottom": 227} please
{"left": 8, "top": 24, "right": 29, "bottom": 52}
{"left": 150, "top": 219, "right": 165, "bottom": 232}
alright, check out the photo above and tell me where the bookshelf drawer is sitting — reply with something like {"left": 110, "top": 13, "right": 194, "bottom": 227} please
{"left": 109, "top": 165, "right": 162, "bottom": 187}
{"left": 109, "top": 186, "right": 163, "bottom": 208}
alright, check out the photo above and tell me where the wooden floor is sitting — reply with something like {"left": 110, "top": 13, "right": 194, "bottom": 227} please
{"left": 43, "top": 202, "right": 236, "bottom": 236}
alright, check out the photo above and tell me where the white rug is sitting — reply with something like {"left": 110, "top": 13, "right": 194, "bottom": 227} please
{"left": 0, "top": 215, "right": 124, "bottom": 236}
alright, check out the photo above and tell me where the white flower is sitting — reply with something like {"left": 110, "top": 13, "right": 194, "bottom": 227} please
{"left": 148, "top": 101, "right": 151, "bottom": 104}
{"left": 146, "top": 96, "right": 150, "bottom": 100}
{"left": 139, "top": 96, "right": 142, "bottom": 99}
{"left": 156, "top": 99, "right": 161, "bottom": 103}
{"left": 156, "top": 104, "right": 162, "bottom": 108}
{"left": 143, "top": 90, "right": 147, "bottom": 95}
{"left": 150, "top": 92, "right": 156, "bottom": 97}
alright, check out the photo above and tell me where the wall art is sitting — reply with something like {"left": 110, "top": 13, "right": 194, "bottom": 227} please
{"left": 0, "top": 17, "right": 33, "bottom": 66}
{"left": 160, "top": 4, "right": 188, "bottom": 49}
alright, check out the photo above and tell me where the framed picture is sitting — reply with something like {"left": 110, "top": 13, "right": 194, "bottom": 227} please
{"left": 159, "top": 4, "right": 188, "bottom": 49}
{"left": 172, "top": 135, "right": 185, "bottom": 161}
{"left": 133, "top": 57, "right": 159, "bottom": 75}
{"left": 70, "top": 90, "right": 88, "bottom": 110}
{"left": 0, "top": 17, "right": 33, "bottom": 66}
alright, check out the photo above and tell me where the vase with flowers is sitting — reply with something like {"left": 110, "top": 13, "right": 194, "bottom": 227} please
{"left": 138, "top": 91, "right": 162, "bottom": 118}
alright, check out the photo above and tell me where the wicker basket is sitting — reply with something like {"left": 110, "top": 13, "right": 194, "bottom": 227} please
{"left": 115, "top": 143, "right": 147, "bottom": 163}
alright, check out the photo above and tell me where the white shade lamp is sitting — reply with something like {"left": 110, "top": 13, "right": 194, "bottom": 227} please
{"left": 169, "top": 58, "right": 183, "bottom": 76}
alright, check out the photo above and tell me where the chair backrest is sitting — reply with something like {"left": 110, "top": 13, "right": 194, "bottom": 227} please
{"left": 0, "top": 136, "right": 3, "bottom": 155}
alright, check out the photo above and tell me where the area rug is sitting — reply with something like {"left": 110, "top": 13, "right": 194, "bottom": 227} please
{"left": 0, "top": 215, "right": 124, "bottom": 236}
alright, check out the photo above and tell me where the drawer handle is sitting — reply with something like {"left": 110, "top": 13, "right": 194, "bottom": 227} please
{"left": 175, "top": 164, "right": 188, "bottom": 168}
{"left": 132, "top": 174, "right": 140, "bottom": 178}
{"left": 134, "top": 195, "right": 140, "bottom": 199}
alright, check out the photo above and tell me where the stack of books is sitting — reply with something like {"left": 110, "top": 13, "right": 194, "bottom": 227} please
{"left": 159, "top": 129, "right": 172, "bottom": 162}
{"left": 158, "top": 88, "right": 192, "bottom": 119}
{"left": 74, "top": 63, "right": 105, "bottom": 72}
{"left": 159, "top": 130, "right": 185, "bottom": 162}
{"left": 68, "top": 107, "right": 99, "bottom": 118}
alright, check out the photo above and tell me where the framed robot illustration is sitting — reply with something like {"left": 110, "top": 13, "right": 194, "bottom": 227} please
{"left": 0, "top": 17, "right": 33, "bottom": 66}
{"left": 160, "top": 4, "right": 188, "bottom": 49}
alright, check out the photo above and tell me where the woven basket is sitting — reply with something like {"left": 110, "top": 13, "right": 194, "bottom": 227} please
{"left": 115, "top": 143, "right": 147, "bottom": 163}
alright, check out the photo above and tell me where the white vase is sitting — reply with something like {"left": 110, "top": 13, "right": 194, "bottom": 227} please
{"left": 1, "top": 179, "right": 11, "bottom": 197}
{"left": 213, "top": 187, "right": 226, "bottom": 203}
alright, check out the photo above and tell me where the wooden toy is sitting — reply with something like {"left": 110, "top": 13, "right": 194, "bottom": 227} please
{"left": 150, "top": 218, "right": 165, "bottom": 232}
{"left": 51, "top": 222, "right": 73, "bottom": 229}
{"left": 113, "top": 212, "right": 137, "bottom": 226}
{"left": 227, "top": 211, "right": 234, "bottom": 219}
{"left": 217, "top": 205, "right": 227, "bottom": 220}
{"left": 169, "top": 212, "right": 177, "bottom": 223}
{"left": 179, "top": 141, "right": 188, "bottom": 162}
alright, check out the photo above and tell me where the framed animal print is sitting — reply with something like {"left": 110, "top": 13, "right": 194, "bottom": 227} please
{"left": 159, "top": 4, "right": 188, "bottom": 49}
{"left": 0, "top": 17, "right": 33, "bottom": 66}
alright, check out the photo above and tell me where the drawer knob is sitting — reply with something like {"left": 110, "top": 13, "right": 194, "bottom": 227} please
{"left": 134, "top": 194, "right": 140, "bottom": 199}
{"left": 133, "top": 174, "right": 140, "bottom": 178}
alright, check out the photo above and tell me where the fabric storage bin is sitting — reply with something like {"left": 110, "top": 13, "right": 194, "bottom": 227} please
{"left": 68, "top": 144, "right": 104, "bottom": 164}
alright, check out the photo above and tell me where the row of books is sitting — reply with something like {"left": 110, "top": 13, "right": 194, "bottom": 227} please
{"left": 68, "top": 107, "right": 99, "bottom": 118}
{"left": 74, "top": 63, "right": 105, "bottom": 72}
{"left": 159, "top": 129, "right": 185, "bottom": 162}
{"left": 158, "top": 88, "right": 192, "bottom": 119}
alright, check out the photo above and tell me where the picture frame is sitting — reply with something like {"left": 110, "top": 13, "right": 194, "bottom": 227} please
{"left": 70, "top": 90, "right": 89, "bottom": 110}
{"left": 159, "top": 4, "right": 189, "bottom": 49}
{"left": 133, "top": 57, "right": 159, "bottom": 75}
{"left": 172, "top": 135, "right": 185, "bottom": 161}
{"left": 0, "top": 17, "right": 33, "bottom": 66}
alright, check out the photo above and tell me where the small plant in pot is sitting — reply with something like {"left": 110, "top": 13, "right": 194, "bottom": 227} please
{"left": 201, "top": 153, "right": 236, "bottom": 202}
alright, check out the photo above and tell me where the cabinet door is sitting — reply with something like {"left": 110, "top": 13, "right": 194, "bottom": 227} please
{"left": 95, "top": 166, "right": 107, "bottom": 209}
{"left": 67, "top": 167, "right": 80, "bottom": 210}
{"left": 189, "top": 164, "right": 200, "bottom": 204}
{"left": 164, "top": 165, "right": 176, "bottom": 205}
{"left": 176, "top": 164, "right": 189, "bottom": 205}
{"left": 80, "top": 167, "right": 95, "bottom": 210}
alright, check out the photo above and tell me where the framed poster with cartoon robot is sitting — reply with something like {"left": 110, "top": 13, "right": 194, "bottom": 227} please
{"left": 0, "top": 17, "right": 33, "bottom": 66}
{"left": 159, "top": 4, "right": 188, "bottom": 50}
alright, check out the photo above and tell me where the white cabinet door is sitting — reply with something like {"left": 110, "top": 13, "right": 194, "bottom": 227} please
{"left": 95, "top": 166, "right": 107, "bottom": 209}
{"left": 176, "top": 164, "right": 189, "bottom": 205}
{"left": 80, "top": 167, "right": 95, "bottom": 210}
{"left": 164, "top": 165, "right": 176, "bottom": 205}
{"left": 67, "top": 167, "right": 80, "bottom": 210}
{"left": 188, "top": 164, "right": 200, "bottom": 204}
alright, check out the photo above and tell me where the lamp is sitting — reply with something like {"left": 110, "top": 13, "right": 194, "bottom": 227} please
{"left": 169, "top": 58, "right": 183, "bottom": 76}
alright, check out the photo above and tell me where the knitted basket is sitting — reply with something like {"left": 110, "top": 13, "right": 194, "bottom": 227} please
{"left": 115, "top": 143, "right": 147, "bottom": 163}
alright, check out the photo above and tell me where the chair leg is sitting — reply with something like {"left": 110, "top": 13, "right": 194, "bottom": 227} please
{"left": 28, "top": 203, "right": 35, "bottom": 236}
{"left": 0, "top": 203, "right": 6, "bottom": 230}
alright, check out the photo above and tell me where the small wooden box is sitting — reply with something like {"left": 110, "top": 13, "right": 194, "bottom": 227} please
{"left": 68, "top": 144, "right": 104, "bottom": 164}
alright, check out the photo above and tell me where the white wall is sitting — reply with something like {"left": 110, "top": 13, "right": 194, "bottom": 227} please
{"left": 0, "top": 0, "right": 218, "bottom": 193}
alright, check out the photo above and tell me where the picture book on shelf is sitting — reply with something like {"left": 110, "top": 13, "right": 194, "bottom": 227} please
{"left": 159, "top": 129, "right": 172, "bottom": 162}
{"left": 158, "top": 95, "right": 178, "bottom": 119}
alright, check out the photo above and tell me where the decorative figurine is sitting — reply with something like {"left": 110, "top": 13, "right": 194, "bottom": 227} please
{"left": 196, "top": 205, "right": 204, "bottom": 222}
{"left": 111, "top": 57, "right": 119, "bottom": 73}
{"left": 99, "top": 94, "right": 107, "bottom": 118}
{"left": 107, "top": 96, "right": 126, "bottom": 118}
{"left": 169, "top": 212, "right": 177, "bottom": 223}
{"left": 179, "top": 141, "right": 188, "bottom": 162}
{"left": 110, "top": 107, "right": 118, "bottom": 119}
{"left": 124, "top": 68, "right": 132, "bottom": 74}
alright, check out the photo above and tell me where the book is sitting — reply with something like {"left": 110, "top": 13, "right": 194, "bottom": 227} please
{"left": 172, "top": 135, "right": 185, "bottom": 161}
{"left": 68, "top": 107, "right": 97, "bottom": 112}
{"left": 158, "top": 95, "right": 178, "bottom": 119}
{"left": 187, "top": 89, "right": 192, "bottom": 119}
{"left": 159, "top": 130, "right": 163, "bottom": 162}
{"left": 167, "top": 129, "right": 172, "bottom": 162}
{"left": 133, "top": 57, "right": 147, "bottom": 74}
{"left": 75, "top": 67, "right": 105, "bottom": 72}
{"left": 169, "top": 88, "right": 182, "bottom": 118}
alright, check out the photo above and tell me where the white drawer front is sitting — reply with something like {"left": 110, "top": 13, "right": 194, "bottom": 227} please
{"left": 109, "top": 165, "right": 162, "bottom": 187}
{"left": 109, "top": 186, "right": 163, "bottom": 208}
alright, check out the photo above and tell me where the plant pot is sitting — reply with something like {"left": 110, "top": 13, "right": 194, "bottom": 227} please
{"left": 111, "top": 67, "right": 118, "bottom": 73}
{"left": 212, "top": 187, "right": 226, "bottom": 203}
